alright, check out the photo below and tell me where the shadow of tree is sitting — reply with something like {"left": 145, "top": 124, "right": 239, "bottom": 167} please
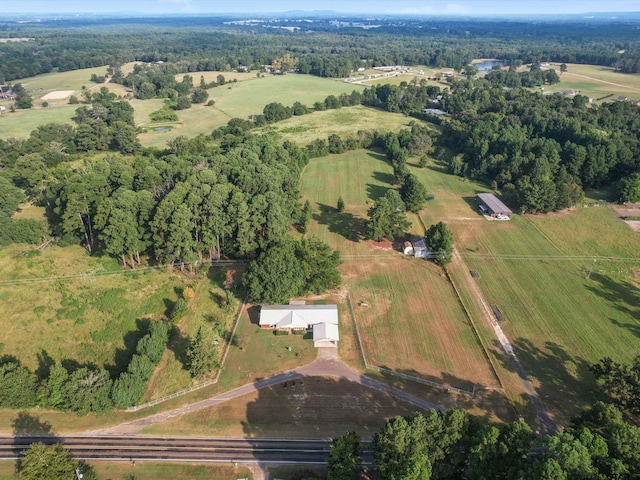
{"left": 314, "top": 203, "right": 364, "bottom": 242}
{"left": 12, "top": 411, "right": 53, "bottom": 435}
{"left": 35, "top": 350, "right": 55, "bottom": 380}
{"left": 167, "top": 328, "right": 190, "bottom": 371}
{"left": 372, "top": 171, "right": 395, "bottom": 186}
{"left": 106, "top": 317, "right": 150, "bottom": 378}
{"left": 366, "top": 183, "right": 391, "bottom": 203}
{"left": 586, "top": 272, "right": 640, "bottom": 321}
{"left": 242, "top": 376, "right": 424, "bottom": 442}
{"left": 492, "top": 337, "right": 597, "bottom": 422}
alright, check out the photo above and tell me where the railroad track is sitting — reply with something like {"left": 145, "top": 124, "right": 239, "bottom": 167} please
{"left": 0, "top": 436, "right": 373, "bottom": 464}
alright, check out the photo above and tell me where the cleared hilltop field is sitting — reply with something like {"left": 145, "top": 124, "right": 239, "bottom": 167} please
{"left": 138, "top": 73, "right": 365, "bottom": 148}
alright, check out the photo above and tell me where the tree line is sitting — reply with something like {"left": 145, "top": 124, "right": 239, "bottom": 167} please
{"left": 3, "top": 16, "right": 640, "bottom": 84}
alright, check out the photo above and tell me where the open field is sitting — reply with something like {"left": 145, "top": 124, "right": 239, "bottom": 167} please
{"left": 0, "top": 461, "right": 252, "bottom": 480}
{"left": 542, "top": 63, "right": 640, "bottom": 101}
{"left": 300, "top": 149, "right": 395, "bottom": 255}
{"left": 175, "top": 70, "right": 257, "bottom": 84}
{"left": 347, "top": 258, "right": 500, "bottom": 391}
{"left": 141, "top": 375, "right": 423, "bottom": 439}
{"left": 258, "top": 105, "right": 414, "bottom": 145}
{"left": 138, "top": 74, "right": 365, "bottom": 148}
{"left": 410, "top": 159, "right": 640, "bottom": 420}
{"left": 0, "top": 244, "right": 184, "bottom": 374}
{"left": 0, "top": 105, "right": 77, "bottom": 139}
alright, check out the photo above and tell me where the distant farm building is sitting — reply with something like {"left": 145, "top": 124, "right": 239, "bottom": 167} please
{"left": 422, "top": 108, "right": 446, "bottom": 116}
{"left": 477, "top": 193, "right": 513, "bottom": 218}
{"left": 259, "top": 304, "right": 339, "bottom": 347}
{"left": 555, "top": 89, "right": 579, "bottom": 96}
{"left": 403, "top": 238, "right": 429, "bottom": 258}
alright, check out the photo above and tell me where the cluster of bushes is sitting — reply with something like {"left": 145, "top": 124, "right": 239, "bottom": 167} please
{"left": 0, "top": 176, "right": 47, "bottom": 246}
{"left": 0, "top": 320, "right": 171, "bottom": 414}
{"left": 111, "top": 320, "right": 171, "bottom": 408}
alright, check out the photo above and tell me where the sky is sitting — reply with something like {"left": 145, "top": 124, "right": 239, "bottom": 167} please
{"left": 4, "top": 0, "right": 640, "bottom": 15}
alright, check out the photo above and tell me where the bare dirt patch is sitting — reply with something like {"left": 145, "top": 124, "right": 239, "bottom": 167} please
{"left": 41, "top": 90, "right": 75, "bottom": 100}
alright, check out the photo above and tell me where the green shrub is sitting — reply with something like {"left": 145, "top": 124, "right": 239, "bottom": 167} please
{"left": 170, "top": 297, "right": 188, "bottom": 321}
{"left": 150, "top": 107, "right": 179, "bottom": 122}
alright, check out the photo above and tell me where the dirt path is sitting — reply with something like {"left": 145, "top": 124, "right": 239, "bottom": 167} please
{"left": 451, "top": 248, "right": 556, "bottom": 434}
{"left": 89, "top": 349, "right": 439, "bottom": 436}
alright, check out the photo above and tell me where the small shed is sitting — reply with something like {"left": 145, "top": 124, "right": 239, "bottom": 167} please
{"left": 477, "top": 193, "right": 512, "bottom": 218}
{"left": 313, "top": 323, "right": 339, "bottom": 347}
{"left": 412, "top": 238, "right": 429, "bottom": 258}
{"left": 403, "top": 241, "right": 414, "bottom": 256}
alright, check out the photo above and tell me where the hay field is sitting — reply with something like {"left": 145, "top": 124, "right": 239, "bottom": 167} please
{"left": 411, "top": 159, "right": 640, "bottom": 418}
{"left": 258, "top": 105, "right": 413, "bottom": 145}
{"left": 348, "top": 258, "right": 500, "bottom": 391}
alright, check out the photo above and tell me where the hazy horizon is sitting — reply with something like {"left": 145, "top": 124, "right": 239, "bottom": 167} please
{"left": 4, "top": 0, "right": 640, "bottom": 16}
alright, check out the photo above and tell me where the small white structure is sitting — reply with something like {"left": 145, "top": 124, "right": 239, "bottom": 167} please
{"left": 422, "top": 108, "right": 446, "bottom": 116}
{"left": 404, "top": 238, "right": 429, "bottom": 258}
{"left": 313, "top": 322, "right": 340, "bottom": 347}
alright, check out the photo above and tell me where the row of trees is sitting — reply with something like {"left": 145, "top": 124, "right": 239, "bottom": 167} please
{"left": 327, "top": 401, "right": 639, "bottom": 479}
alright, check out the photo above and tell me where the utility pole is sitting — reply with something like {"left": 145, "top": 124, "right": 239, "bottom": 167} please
{"left": 586, "top": 256, "right": 597, "bottom": 279}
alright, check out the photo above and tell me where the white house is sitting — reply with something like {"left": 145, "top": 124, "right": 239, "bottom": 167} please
{"left": 259, "top": 304, "right": 339, "bottom": 347}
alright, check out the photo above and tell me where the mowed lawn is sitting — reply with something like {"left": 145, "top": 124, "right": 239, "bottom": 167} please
{"left": 137, "top": 74, "right": 364, "bottom": 148}
{"left": 412, "top": 160, "right": 640, "bottom": 417}
{"left": 258, "top": 105, "right": 414, "bottom": 145}
{"left": 348, "top": 258, "right": 500, "bottom": 391}
{"left": 0, "top": 105, "right": 77, "bottom": 139}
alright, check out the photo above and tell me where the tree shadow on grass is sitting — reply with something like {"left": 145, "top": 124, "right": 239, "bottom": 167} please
{"left": 106, "top": 317, "right": 150, "bottom": 378}
{"left": 12, "top": 411, "right": 53, "bottom": 435}
{"left": 585, "top": 272, "right": 640, "bottom": 321}
{"left": 167, "top": 328, "right": 190, "bottom": 372}
{"left": 35, "top": 350, "right": 55, "bottom": 380}
{"left": 372, "top": 170, "right": 396, "bottom": 186}
{"left": 366, "top": 183, "right": 391, "bottom": 202}
{"left": 491, "top": 337, "right": 596, "bottom": 423}
{"left": 314, "top": 203, "right": 365, "bottom": 242}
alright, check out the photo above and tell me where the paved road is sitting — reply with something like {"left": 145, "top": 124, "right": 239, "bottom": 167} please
{"left": 91, "top": 352, "right": 439, "bottom": 436}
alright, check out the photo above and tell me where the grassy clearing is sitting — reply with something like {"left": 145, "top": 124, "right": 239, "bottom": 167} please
{"left": 137, "top": 74, "right": 365, "bottom": 148}
{"left": 412, "top": 159, "right": 640, "bottom": 420}
{"left": 300, "top": 149, "right": 395, "bottom": 255}
{"left": 141, "top": 375, "right": 422, "bottom": 439}
{"left": 258, "top": 105, "right": 413, "bottom": 145}
{"left": 0, "top": 105, "right": 77, "bottom": 139}
{"left": 175, "top": 70, "right": 257, "bottom": 84}
{"left": 0, "top": 244, "right": 183, "bottom": 374}
{"left": 347, "top": 258, "right": 500, "bottom": 391}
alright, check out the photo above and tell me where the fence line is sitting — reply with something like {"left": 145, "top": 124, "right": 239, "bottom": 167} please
{"left": 127, "top": 297, "right": 247, "bottom": 412}
{"left": 347, "top": 292, "right": 477, "bottom": 397}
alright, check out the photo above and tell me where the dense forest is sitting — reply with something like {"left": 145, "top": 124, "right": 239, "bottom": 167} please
{"left": 2, "top": 15, "right": 640, "bottom": 83}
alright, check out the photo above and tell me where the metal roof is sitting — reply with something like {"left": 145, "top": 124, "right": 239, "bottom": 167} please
{"left": 260, "top": 305, "right": 338, "bottom": 328}
{"left": 477, "top": 193, "right": 512, "bottom": 215}
{"left": 313, "top": 322, "right": 340, "bottom": 342}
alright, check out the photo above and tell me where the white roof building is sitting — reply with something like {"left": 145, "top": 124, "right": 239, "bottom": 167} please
{"left": 259, "top": 305, "right": 338, "bottom": 329}
{"left": 313, "top": 322, "right": 340, "bottom": 347}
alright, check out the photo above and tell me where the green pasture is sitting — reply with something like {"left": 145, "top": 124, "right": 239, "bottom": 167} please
{"left": 300, "top": 149, "right": 395, "bottom": 255}
{"left": 259, "top": 105, "right": 414, "bottom": 144}
{"left": 543, "top": 63, "right": 640, "bottom": 101}
{"left": 0, "top": 105, "right": 76, "bottom": 139}
{"left": 411, "top": 160, "right": 640, "bottom": 418}
{"left": 136, "top": 73, "right": 365, "bottom": 148}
